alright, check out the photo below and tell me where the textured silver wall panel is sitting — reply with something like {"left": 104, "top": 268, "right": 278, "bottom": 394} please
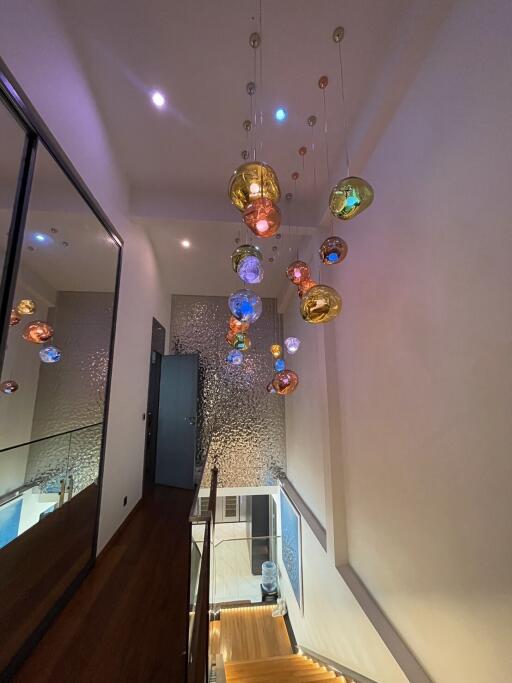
{"left": 171, "top": 295, "right": 286, "bottom": 488}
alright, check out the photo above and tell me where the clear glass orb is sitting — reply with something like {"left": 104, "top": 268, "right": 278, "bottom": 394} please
{"left": 16, "top": 299, "right": 36, "bottom": 316}
{"left": 228, "top": 289, "right": 262, "bottom": 323}
{"left": 229, "top": 316, "right": 249, "bottom": 333}
{"left": 270, "top": 344, "right": 282, "bottom": 359}
{"left": 319, "top": 236, "right": 348, "bottom": 265}
{"left": 243, "top": 198, "right": 281, "bottom": 238}
{"left": 274, "top": 358, "right": 286, "bottom": 372}
{"left": 329, "top": 176, "right": 374, "bottom": 220}
{"left": 238, "top": 255, "right": 264, "bottom": 284}
{"left": 39, "top": 345, "right": 62, "bottom": 363}
{"left": 0, "top": 379, "right": 19, "bottom": 394}
{"left": 284, "top": 337, "right": 301, "bottom": 354}
{"left": 228, "top": 161, "right": 281, "bottom": 211}
{"left": 286, "top": 260, "right": 311, "bottom": 285}
{"left": 22, "top": 320, "right": 54, "bottom": 344}
{"left": 226, "top": 349, "right": 244, "bottom": 366}
{"left": 9, "top": 309, "right": 21, "bottom": 326}
{"left": 300, "top": 285, "right": 342, "bottom": 324}
{"left": 231, "top": 244, "right": 262, "bottom": 273}
{"left": 298, "top": 279, "right": 317, "bottom": 299}
{"left": 272, "top": 369, "right": 299, "bottom": 395}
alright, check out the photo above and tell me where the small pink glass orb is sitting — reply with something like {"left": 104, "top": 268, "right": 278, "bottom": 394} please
{"left": 286, "top": 260, "right": 311, "bottom": 285}
{"left": 229, "top": 316, "right": 249, "bottom": 334}
{"left": 9, "top": 309, "right": 21, "bottom": 326}
{"left": 243, "top": 198, "right": 281, "bottom": 239}
{"left": 272, "top": 369, "right": 299, "bottom": 396}
{"left": 298, "top": 278, "right": 317, "bottom": 299}
{"left": 0, "top": 379, "right": 19, "bottom": 395}
{"left": 22, "top": 321, "right": 54, "bottom": 344}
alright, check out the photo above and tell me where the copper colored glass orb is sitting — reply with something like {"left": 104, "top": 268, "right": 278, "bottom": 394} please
{"left": 0, "top": 379, "right": 19, "bottom": 395}
{"left": 243, "top": 198, "right": 281, "bottom": 238}
{"left": 286, "top": 260, "right": 311, "bottom": 285}
{"left": 228, "top": 161, "right": 281, "bottom": 212}
{"left": 229, "top": 316, "right": 249, "bottom": 334}
{"left": 16, "top": 298, "right": 36, "bottom": 316}
{"left": 319, "top": 236, "right": 348, "bottom": 265}
{"left": 22, "top": 321, "right": 54, "bottom": 344}
{"left": 270, "top": 344, "right": 282, "bottom": 359}
{"left": 272, "top": 369, "right": 299, "bottom": 396}
{"left": 329, "top": 176, "right": 374, "bottom": 220}
{"left": 231, "top": 244, "right": 262, "bottom": 273}
{"left": 10, "top": 309, "right": 21, "bottom": 326}
{"left": 300, "top": 285, "right": 342, "bottom": 324}
{"left": 298, "top": 279, "right": 317, "bottom": 299}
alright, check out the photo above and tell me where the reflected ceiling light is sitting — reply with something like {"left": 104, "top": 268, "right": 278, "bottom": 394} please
{"left": 181, "top": 239, "right": 191, "bottom": 248}
{"left": 34, "top": 233, "right": 47, "bottom": 243}
{"left": 151, "top": 91, "right": 165, "bottom": 108}
{"left": 275, "top": 107, "right": 287, "bottom": 122}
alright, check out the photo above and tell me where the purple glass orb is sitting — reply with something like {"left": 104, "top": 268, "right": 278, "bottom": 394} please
{"left": 284, "top": 337, "right": 301, "bottom": 354}
{"left": 226, "top": 349, "right": 244, "bottom": 366}
{"left": 238, "top": 255, "right": 264, "bottom": 284}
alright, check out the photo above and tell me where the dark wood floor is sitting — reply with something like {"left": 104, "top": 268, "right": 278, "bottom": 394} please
{"left": 13, "top": 485, "right": 194, "bottom": 683}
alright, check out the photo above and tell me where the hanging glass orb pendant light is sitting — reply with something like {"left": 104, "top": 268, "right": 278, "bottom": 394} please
{"left": 228, "top": 161, "right": 281, "bottom": 212}
{"left": 329, "top": 176, "right": 374, "bottom": 220}
{"left": 0, "top": 379, "right": 19, "bottom": 395}
{"left": 228, "top": 289, "right": 262, "bottom": 323}
{"left": 300, "top": 285, "right": 342, "bottom": 324}
{"left": 286, "top": 260, "right": 311, "bottom": 285}
{"left": 272, "top": 369, "right": 299, "bottom": 395}
{"left": 270, "top": 344, "right": 282, "bottom": 359}
{"left": 10, "top": 309, "right": 21, "bottom": 326}
{"left": 243, "top": 198, "right": 281, "bottom": 238}
{"left": 231, "top": 244, "right": 264, "bottom": 284}
{"left": 16, "top": 299, "right": 36, "bottom": 316}
{"left": 22, "top": 321, "right": 54, "bottom": 344}
{"left": 298, "top": 279, "right": 317, "bottom": 299}
{"left": 319, "top": 235, "right": 348, "bottom": 264}
{"left": 284, "top": 337, "right": 300, "bottom": 354}
{"left": 226, "top": 349, "right": 244, "bottom": 365}
{"left": 229, "top": 316, "right": 249, "bottom": 334}
{"left": 39, "top": 345, "right": 62, "bottom": 363}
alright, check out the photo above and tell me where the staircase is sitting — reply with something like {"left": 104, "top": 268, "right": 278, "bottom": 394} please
{"left": 225, "top": 654, "right": 355, "bottom": 683}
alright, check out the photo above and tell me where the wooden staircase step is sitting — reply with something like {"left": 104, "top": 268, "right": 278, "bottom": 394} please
{"left": 231, "top": 669, "right": 336, "bottom": 683}
{"left": 233, "top": 677, "right": 337, "bottom": 683}
{"left": 226, "top": 661, "right": 317, "bottom": 676}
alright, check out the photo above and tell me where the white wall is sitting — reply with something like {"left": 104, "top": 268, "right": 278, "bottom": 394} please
{"left": 0, "top": 0, "right": 169, "bottom": 552}
{"left": 283, "top": 1, "right": 512, "bottom": 681}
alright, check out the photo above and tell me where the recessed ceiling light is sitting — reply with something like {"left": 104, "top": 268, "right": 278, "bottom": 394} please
{"left": 181, "top": 239, "right": 191, "bottom": 248}
{"left": 275, "top": 107, "right": 287, "bottom": 122}
{"left": 151, "top": 91, "right": 165, "bottom": 108}
{"left": 34, "top": 233, "right": 47, "bottom": 243}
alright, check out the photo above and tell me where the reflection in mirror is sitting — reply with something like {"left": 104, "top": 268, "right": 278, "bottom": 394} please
{"left": 0, "top": 143, "right": 119, "bottom": 548}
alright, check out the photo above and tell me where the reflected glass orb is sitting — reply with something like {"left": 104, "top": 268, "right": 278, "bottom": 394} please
{"left": 298, "top": 279, "right": 317, "bottom": 299}
{"left": 272, "top": 369, "right": 299, "bottom": 395}
{"left": 270, "top": 344, "right": 282, "bottom": 359}
{"left": 0, "top": 379, "right": 19, "bottom": 395}
{"left": 22, "top": 320, "right": 54, "bottom": 344}
{"left": 329, "top": 176, "right": 374, "bottom": 220}
{"left": 228, "top": 161, "right": 281, "bottom": 211}
{"left": 226, "top": 349, "right": 244, "bottom": 366}
{"left": 16, "top": 299, "right": 36, "bottom": 316}
{"left": 300, "top": 285, "right": 342, "bottom": 324}
{"left": 267, "top": 381, "right": 276, "bottom": 394}
{"left": 286, "top": 260, "right": 311, "bottom": 285}
{"left": 238, "top": 255, "right": 264, "bottom": 284}
{"left": 225, "top": 331, "right": 251, "bottom": 351}
{"left": 228, "top": 289, "right": 262, "bottom": 323}
{"left": 231, "top": 244, "right": 262, "bottom": 273}
{"left": 243, "top": 198, "right": 281, "bottom": 238}
{"left": 229, "top": 316, "right": 249, "bottom": 333}
{"left": 319, "top": 236, "right": 348, "bottom": 265}
{"left": 39, "top": 345, "right": 62, "bottom": 363}
{"left": 284, "top": 337, "right": 301, "bottom": 354}
{"left": 274, "top": 359, "right": 286, "bottom": 372}
{"left": 10, "top": 309, "right": 21, "bottom": 326}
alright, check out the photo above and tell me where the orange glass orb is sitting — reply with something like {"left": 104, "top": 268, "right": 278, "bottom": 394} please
{"left": 243, "top": 198, "right": 281, "bottom": 238}
{"left": 298, "top": 279, "right": 317, "bottom": 299}
{"left": 9, "top": 309, "right": 21, "bottom": 326}
{"left": 229, "top": 316, "right": 249, "bottom": 333}
{"left": 286, "top": 260, "right": 311, "bottom": 285}
{"left": 270, "top": 344, "right": 282, "bottom": 359}
{"left": 272, "top": 369, "right": 299, "bottom": 396}
{"left": 22, "top": 321, "right": 54, "bottom": 344}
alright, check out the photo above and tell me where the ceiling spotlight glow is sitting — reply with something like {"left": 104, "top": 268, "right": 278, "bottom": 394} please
{"left": 151, "top": 91, "right": 165, "bottom": 108}
{"left": 34, "top": 233, "right": 47, "bottom": 243}
{"left": 181, "top": 239, "right": 191, "bottom": 248}
{"left": 275, "top": 107, "right": 287, "bottom": 122}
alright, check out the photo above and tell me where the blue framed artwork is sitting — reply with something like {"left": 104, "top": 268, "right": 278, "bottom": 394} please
{"left": 280, "top": 489, "right": 303, "bottom": 610}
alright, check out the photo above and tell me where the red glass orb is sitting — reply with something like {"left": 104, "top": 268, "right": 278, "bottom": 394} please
{"left": 0, "top": 379, "right": 19, "bottom": 395}
{"left": 22, "top": 321, "right": 54, "bottom": 344}
{"left": 229, "top": 316, "right": 249, "bottom": 333}
{"left": 298, "top": 279, "right": 317, "bottom": 298}
{"left": 272, "top": 369, "right": 299, "bottom": 396}
{"left": 286, "top": 260, "right": 311, "bottom": 285}
{"left": 243, "top": 198, "right": 281, "bottom": 238}
{"left": 9, "top": 309, "right": 21, "bottom": 326}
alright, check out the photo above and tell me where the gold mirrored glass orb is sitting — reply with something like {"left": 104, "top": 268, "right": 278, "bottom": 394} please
{"left": 286, "top": 260, "right": 311, "bottom": 285}
{"left": 228, "top": 161, "right": 281, "bottom": 212}
{"left": 231, "top": 244, "right": 262, "bottom": 273}
{"left": 10, "top": 309, "right": 21, "bottom": 326}
{"left": 0, "top": 379, "right": 19, "bottom": 395}
{"left": 329, "top": 176, "right": 374, "bottom": 220}
{"left": 229, "top": 316, "right": 249, "bottom": 334}
{"left": 319, "top": 236, "right": 348, "bottom": 265}
{"left": 16, "top": 298, "right": 36, "bottom": 316}
{"left": 22, "top": 320, "right": 54, "bottom": 344}
{"left": 243, "top": 198, "right": 281, "bottom": 238}
{"left": 298, "top": 279, "right": 317, "bottom": 299}
{"left": 272, "top": 369, "right": 299, "bottom": 395}
{"left": 270, "top": 344, "right": 282, "bottom": 359}
{"left": 300, "top": 285, "right": 342, "bottom": 324}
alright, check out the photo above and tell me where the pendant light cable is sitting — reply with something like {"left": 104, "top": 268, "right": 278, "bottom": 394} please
{"left": 336, "top": 29, "right": 350, "bottom": 177}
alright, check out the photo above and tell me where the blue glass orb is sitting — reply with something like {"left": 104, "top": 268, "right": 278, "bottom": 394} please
{"left": 39, "top": 345, "right": 62, "bottom": 363}
{"left": 284, "top": 337, "right": 301, "bottom": 354}
{"left": 274, "top": 358, "right": 286, "bottom": 372}
{"left": 226, "top": 349, "right": 244, "bottom": 366}
{"left": 228, "top": 289, "right": 263, "bottom": 323}
{"left": 238, "top": 255, "right": 264, "bottom": 284}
